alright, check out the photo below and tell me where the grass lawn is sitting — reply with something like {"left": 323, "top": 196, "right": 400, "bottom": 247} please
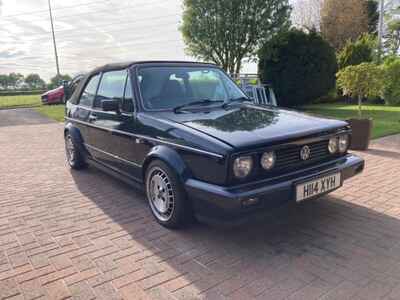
{"left": 0, "top": 94, "right": 41, "bottom": 109}
{"left": 34, "top": 105, "right": 65, "bottom": 122}
{"left": 0, "top": 94, "right": 65, "bottom": 122}
{"left": 303, "top": 103, "right": 400, "bottom": 139}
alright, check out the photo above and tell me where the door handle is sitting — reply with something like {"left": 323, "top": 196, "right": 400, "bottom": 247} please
{"left": 89, "top": 114, "right": 97, "bottom": 122}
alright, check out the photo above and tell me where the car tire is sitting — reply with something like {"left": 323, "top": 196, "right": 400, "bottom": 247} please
{"left": 65, "top": 132, "right": 86, "bottom": 170}
{"left": 145, "top": 160, "right": 192, "bottom": 229}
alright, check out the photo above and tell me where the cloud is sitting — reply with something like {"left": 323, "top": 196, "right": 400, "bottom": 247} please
{"left": 0, "top": 0, "right": 259, "bottom": 80}
{"left": 0, "top": 0, "right": 189, "bottom": 80}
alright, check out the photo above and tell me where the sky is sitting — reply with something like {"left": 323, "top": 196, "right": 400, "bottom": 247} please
{"left": 1, "top": 0, "right": 289, "bottom": 81}
{"left": 0, "top": 0, "right": 196, "bottom": 80}
{"left": 3, "top": 0, "right": 396, "bottom": 81}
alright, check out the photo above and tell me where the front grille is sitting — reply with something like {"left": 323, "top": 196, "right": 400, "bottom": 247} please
{"left": 275, "top": 140, "right": 331, "bottom": 171}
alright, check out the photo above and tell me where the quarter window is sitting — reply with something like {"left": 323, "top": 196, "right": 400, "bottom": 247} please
{"left": 95, "top": 70, "right": 126, "bottom": 108}
{"left": 79, "top": 74, "right": 100, "bottom": 107}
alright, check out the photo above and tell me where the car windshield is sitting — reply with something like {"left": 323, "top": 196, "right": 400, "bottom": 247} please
{"left": 137, "top": 66, "right": 247, "bottom": 110}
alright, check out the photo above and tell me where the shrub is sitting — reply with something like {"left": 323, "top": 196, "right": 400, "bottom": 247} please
{"left": 337, "top": 63, "right": 384, "bottom": 117}
{"left": 383, "top": 58, "right": 400, "bottom": 106}
{"left": 337, "top": 34, "right": 376, "bottom": 69}
{"left": 258, "top": 29, "right": 337, "bottom": 107}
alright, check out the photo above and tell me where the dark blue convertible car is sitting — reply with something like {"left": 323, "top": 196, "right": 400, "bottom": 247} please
{"left": 64, "top": 61, "right": 364, "bottom": 228}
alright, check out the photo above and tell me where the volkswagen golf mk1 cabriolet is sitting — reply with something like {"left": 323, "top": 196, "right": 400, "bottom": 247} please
{"left": 64, "top": 61, "right": 365, "bottom": 228}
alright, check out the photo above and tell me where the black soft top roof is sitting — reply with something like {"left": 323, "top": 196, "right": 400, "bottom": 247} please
{"left": 89, "top": 60, "right": 218, "bottom": 75}
{"left": 69, "top": 61, "right": 219, "bottom": 104}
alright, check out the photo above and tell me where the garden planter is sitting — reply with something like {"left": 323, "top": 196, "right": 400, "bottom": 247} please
{"left": 347, "top": 118, "right": 373, "bottom": 150}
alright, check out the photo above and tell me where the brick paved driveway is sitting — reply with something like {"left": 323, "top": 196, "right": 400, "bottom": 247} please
{"left": 1, "top": 120, "right": 400, "bottom": 300}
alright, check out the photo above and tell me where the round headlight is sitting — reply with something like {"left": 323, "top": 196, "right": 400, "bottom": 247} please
{"left": 233, "top": 156, "right": 253, "bottom": 178}
{"left": 261, "top": 151, "right": 276, "bottom": 170}
{"left": 338, "top": 135, "right": 349, "bottom": 153}
{"left": 328, "top": 137, "right": 338, "bottom": 154}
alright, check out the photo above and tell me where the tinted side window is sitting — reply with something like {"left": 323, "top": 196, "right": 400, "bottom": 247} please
{"left": 79, "top": 74, "right": 100, "bottom": 107}
{"left": 95, "top": 70, "right": 126, "bottom": 108}
{"left": 122, "top": 76, "right": 134, "bottom": 113}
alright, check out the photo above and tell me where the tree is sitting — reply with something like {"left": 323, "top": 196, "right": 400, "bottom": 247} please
{"left": 258, "top": 29, "right": 337, "bottom": 107}
{"left": 367, "top": 0, "right": 379, "bottom": 34}
{"left": 7, "top": 73, "right": 24, "bottom": 90}
{"left": 0, "top": 75, "right": 8, "bottom": 90}
{"left": 48, "top": 74, "right": 72, "bottom": 90}
{"left": 180, "top": 0, "right": 291, "bottom": 74}
{"left": 292, "top": 0, "right": 322, "bottom": 31}
{"left": 337, "top": 63, "right": 384, "bottom": 117}
{"left": 384, "top": 19, "right": 400, "bottom": 56}
{"left": 321, "top": 0, "right": 369, "bottom": 51}
{"left": 25, "top": 74, "right": 46, "bottom": 90}
{"left": 337, "top": 34, "right": 376, "bottom": 69}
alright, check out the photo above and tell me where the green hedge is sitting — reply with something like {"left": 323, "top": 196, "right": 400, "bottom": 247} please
{"left": 0, "top": 90, "right": 46, "bottom": 96}
{"left": 383, "top": 58, "right": 400, "bottom": 106}
{"left": 258, "top": 29, "right": 337, "bottom": 107}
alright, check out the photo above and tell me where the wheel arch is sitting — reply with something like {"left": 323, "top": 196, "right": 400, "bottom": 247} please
{"left": 64, "top": 123, "right": 86, "bottom": 155}
{"left": 142, "top": 145, "right": 192, "bottom": 184}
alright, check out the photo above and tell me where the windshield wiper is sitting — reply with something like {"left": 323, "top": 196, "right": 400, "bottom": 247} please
{"left": 222, "top": 97, "right": 251, "bottom": 109}
{"left": 173, "top": 99, "right": 224, "bottom": 113}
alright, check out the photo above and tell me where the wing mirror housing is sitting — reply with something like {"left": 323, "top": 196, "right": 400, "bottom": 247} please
{"left": 101, "top": 99, "right": 120, "bottom": 113}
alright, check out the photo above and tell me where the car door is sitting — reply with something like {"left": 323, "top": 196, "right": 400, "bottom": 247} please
{"left": 71, "top": 73, "right": 101, "bottom": 147}
{"left": 113, "top": 73, "right": 142, "bottom": 180}
{"left": 87, "top": 69, "right": 127, "bottom": 169}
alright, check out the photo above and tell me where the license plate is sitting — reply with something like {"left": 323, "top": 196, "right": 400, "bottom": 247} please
{"left": 296, "top": 173, "right": 341, "bottom": 202}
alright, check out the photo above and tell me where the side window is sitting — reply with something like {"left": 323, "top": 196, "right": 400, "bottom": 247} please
{"left": 79, "top": 74, "right": 100, "bottom": 107}
{"left": 95, "top": 70, "right": 126, "bottom": 108}
{"left": 122, "top": 76, "right": 134, "bottom": 113}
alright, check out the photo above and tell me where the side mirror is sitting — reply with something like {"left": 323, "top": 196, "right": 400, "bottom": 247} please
{"left": 101, "top": 99, "right": 120, "bottom": 113}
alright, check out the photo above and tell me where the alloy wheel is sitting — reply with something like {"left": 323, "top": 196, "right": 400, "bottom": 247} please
{"left": 65, "top": 134, "right": 75, "bottom": 165}
{"left": 147, "top": 167, "right": 175, "bottom": 222}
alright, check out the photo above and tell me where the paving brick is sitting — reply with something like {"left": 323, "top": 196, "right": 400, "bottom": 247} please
{"left": 68, "top": 281, "right": 96, "bottom": 300}
{"left": 64, "top": 268, "right": 100, "bottom": 286}
{"left": 8, "top": 251, "right": 30, "bottom": 268}
{"left": 20, "top": 279, "right": 46, "bottom": 300}
{"left": 320, "top": 281, "right": 361, "bottom": 300}
{"left": 40, "top": 266, "right": 77, "bottom": 285}
{"left": 2, "top": 121, "right": 400, "bottom": 300}
{"left": 51, "top": 254, "right": 73, "bottom": 270}
{"left": 29, "top": 253, "right": 50, "bottom": 269}
{"left": 0, "top": 277, "right": 20, "bottom": 299}
{"left": 45, "top": 280, "right": 71, "bottom": 300}
{"left": 120, "top": 282, "right": 152, "bottom": 300}
{"left": 93, "top": 282, "right": 123, "bottom": 300}
{"left": 71, "top": 254, "right": 96, "bottom": 272}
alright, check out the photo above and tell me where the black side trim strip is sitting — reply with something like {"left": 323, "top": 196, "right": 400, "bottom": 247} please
{"left": 84, "top": 143, "right": 142, "bottom": 168}
{"left": 65, "top": 117, "right": 224, "bottom": 159}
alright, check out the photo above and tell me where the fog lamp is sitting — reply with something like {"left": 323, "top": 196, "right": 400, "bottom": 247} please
{"left": 233, "top": 156, "right": 253, "bottom": 178}
{"left": 328, "top": 137, "right": 338, "bottom": 154}
{"left": 261, "top": 151, "right": 276, "bottom": 170}
{"left": 338, "top": 135, "right": 350, "bottom": 153}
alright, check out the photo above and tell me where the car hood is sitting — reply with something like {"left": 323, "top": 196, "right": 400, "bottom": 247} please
{"left": 153, "top": 104, "right": 348, "bottom": 149}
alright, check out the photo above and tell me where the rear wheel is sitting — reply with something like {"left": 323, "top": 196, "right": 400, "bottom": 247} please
{"left": 65, "top": 132, "right": 86, "bottom": 170}
{"left": 145, "top": 160, "right": 192, "bottom": 228}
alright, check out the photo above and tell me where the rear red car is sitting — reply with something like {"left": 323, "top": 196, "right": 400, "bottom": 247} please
{"left": 41, "top": 86, "right": 64, "bottom": 104}
{"left": 41, "top": 74, "right": 84, "bottom": 105}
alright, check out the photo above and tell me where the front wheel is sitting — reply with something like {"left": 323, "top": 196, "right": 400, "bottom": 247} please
{"left": 145, "top": 160, "right": 192, "bottom": 229}
{"left": 65, "top": 132, "right": 86, "bottom": 170}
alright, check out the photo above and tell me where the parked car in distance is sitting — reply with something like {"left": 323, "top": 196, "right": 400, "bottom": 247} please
{"left": 64, "top": 61, "right": 365, "bottom": 228}
{"left": 41, "top": 85, "right": 64, "bottom": 105}
{"left": 41, "top": 74, "right": 84, "bottom": 105}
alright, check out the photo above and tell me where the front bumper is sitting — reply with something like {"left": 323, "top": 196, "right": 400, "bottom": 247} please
{"left": 185, "top": 154, "right": 364, "bottom": 225}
